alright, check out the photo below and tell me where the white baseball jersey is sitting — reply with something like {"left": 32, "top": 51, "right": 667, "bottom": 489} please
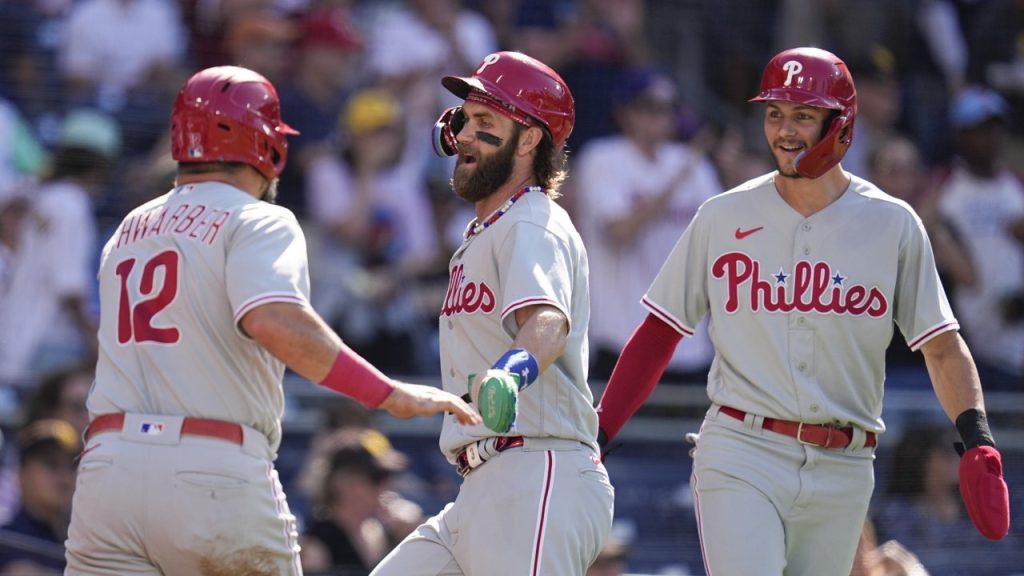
{"left": 0, "top": 180, "right": 96, "bottom": 382}
{"left": 436, "top": 190, "right": 597, "bottom": 459}
{"left": 576, "top": 136, "right": 719, "bottom": 372}
{"left": 938, "top": 166, "right": 1024, "bottom": 375}
{"left": 643, "top": 172, "right": 958, "bottom": 433}
{"left": 88, "top": 182, "right": 311, "bottom": 452}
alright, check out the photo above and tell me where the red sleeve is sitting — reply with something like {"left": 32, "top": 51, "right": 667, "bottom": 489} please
{"left": 596, "top": 313, "right": 684, "bottom": 441}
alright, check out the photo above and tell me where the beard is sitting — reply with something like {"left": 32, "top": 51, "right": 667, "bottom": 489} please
{"left": 452, "top": 131, "right": 519, "bottom": 203}
{"left": 261, "top": 178, "right": 279, "bottom": 203}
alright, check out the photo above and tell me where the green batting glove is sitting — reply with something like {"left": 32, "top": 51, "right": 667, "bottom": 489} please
{"left": 469, "top": 369, "right": 520, "bottom": 433}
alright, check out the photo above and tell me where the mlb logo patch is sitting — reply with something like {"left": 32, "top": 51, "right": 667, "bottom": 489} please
{"left": 140, "top": 422, "right": 165, "bottom": 435}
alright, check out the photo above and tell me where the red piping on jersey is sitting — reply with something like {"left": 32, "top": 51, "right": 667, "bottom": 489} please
{"left": 692, "top": 462, "right": 715, "bottom": 576}
{"left": 908, "top": 321, "right": 960, "bottom": 350}
{"left": 640, "top": 297, "right": 695, "bottom": 337}
{"left": 265, "top": 462, "right": 302, "bottom": 576}
{"left": 531, "top": 451, "right": 555, "bottom": 576}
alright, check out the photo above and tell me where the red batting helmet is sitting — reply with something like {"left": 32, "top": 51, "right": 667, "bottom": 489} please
{"left": 170, "top": 66, "right": 298, "bottom": 180}
{"left": 750, "top": 47, "right": 857, "bottom": 179}
{"left": 442, "top": 51, "right": 575, "bottom": 146}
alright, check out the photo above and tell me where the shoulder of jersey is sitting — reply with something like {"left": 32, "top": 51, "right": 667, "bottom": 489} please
{"left": 502, "top": 192, "right": 576, "bottom": 237}
{"left": 696, "top": 172, "right": 774, "bottom": 212}
{"left": 847, "top": 173, "right": 919, "bottom": 218}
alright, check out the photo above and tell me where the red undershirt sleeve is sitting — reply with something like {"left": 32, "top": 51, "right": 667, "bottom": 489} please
{"left": 596, "top": 313, "right": 684, "bottom": 442}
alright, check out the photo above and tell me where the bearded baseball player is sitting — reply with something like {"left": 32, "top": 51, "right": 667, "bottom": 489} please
{"left": 596, "top": 47, "right": 1011, "bottom": 575}
{"left": 64, "top": 66, "right": 479, "bottom": 576}
{"left": 370, "top": 51, "right": 614, "bottom": 576}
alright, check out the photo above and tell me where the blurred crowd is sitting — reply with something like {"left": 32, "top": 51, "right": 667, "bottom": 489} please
{"left": 0, "top": 0, "right": 1022, "bottom": 574}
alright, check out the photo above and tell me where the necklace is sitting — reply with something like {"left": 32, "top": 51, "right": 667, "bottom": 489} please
{"left": 463, "top": 186, "right": 545, "bottom": 240}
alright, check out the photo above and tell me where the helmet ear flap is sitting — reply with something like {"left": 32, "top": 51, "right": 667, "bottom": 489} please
{"left": 432, "top": 106, "right": 465, "bottom": 157}
{"left": 795, "top": 111, "right": 854, "bottom": 179}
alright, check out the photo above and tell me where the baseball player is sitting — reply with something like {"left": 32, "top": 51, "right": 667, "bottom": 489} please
{"left": 63, "top": 66, "right": 479, "bottom": 576}
{"left": 370, "top": 51, "right": 614, "bottom": 576}
{"left": 595, "top": 47, "right": 1011, "bottom": 575}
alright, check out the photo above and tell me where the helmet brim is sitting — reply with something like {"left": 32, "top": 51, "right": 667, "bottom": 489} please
{"left": 442, "top": 75, "right": 482, "bottom": 100}
{"left": 749, "top": 88, "right": 843, "bottom": 111}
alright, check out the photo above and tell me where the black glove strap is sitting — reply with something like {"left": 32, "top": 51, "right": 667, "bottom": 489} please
{"left": 954, "top": 408, "right": 996, "bottom": 455}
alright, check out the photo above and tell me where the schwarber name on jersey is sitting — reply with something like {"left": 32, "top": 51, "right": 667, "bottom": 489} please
{"left": 88, "top": 182, "right": 310, "bottom": 452}
{"left": 643, "top": 173, "right": 958, "bottom": 434}
{"left": 437, "top": 192, "right": 596, "bottom": 460}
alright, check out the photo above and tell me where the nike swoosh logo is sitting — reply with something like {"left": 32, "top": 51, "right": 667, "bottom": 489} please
{"left": 735, "top": 226, "right": 764, "bottom": 239}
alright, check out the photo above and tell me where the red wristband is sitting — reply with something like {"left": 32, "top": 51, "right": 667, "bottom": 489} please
{"left": 318, "top": 342, "right": 395, "bottom": 408}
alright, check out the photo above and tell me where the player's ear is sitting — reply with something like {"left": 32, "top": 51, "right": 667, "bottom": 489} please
{"left": 517, "top": 125, "right": 544, "bottom": 156}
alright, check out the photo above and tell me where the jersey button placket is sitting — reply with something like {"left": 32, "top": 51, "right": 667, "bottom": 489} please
{"left": 799, "top": 219, "right": 812, "bottom": 257}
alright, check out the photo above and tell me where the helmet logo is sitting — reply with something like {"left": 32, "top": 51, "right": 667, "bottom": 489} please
{"left": 476, "top": 53, "right": 501, "bottom": 76}
{"left": 188, "top": 133, "right": 203, "bottom": 158}
{"left": 782, "top": 60, "right": 803, "bottom": 87}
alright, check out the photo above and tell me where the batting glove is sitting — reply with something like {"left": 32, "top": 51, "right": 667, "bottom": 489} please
{"left": 957, "top": 444, "right": 1011, "bottom": 540}
{"left": 954, "top": 409, "right": 1010, "bottom": 540}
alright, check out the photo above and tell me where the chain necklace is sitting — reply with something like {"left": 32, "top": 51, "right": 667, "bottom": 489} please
{"left": 463, "top": 186, "right": 545, "bottom": 240}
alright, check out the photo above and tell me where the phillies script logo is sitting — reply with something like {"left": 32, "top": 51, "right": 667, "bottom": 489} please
{"left": 712, "top": 252, "right": 888, "bottom": 317}
{"left": 441, "top": 264, "right": 496, "bottom": 317}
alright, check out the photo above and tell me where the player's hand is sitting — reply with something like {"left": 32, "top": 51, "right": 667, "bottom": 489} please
{"left": 469, "top": 370, "right": 519, "bottom": 433}
{"left": 957, "top": 444, "right": 1011, "bottom": 540}
{"left": 380, "top": 382, "right": 481, "bottom": 426}
{"left": 596, "top": 427, "right": 621, "bottom": 462}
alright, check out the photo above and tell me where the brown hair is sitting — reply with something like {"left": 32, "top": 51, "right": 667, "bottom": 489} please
{"left": 531, "top": 127, "right": 569, "bottom": 198}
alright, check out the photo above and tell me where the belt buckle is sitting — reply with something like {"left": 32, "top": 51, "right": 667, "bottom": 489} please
{"left": 796, "top": 422, "right": 832, "bottom": 448}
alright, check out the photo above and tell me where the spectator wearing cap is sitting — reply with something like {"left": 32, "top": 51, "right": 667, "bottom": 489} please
{"left": 0, "top": 419, "right": 80, "bottom": 574}
{"left": 934, "top": 86, "right": 1024, "bottom": 390}
{"left": 576, "top": 67, "right": 721, "bottom": 385}
{"left": 298, "top": 428, "right": 423, "bottom": 576}
{"left": 276, "top": 5, "right": 365, "bottom": 220}
{"left": 0, "top": 109, "right": 121, "bottom": 387}
{"left": 304, "top": 87, "right": 443, "bottom": 376}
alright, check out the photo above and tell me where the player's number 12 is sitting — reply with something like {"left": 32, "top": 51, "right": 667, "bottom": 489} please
{"left": 114, "top": 250, "right": 181, "bottom": 344}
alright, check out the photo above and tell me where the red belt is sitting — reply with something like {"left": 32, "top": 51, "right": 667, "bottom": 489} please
{"left": 456, "top": 436, "right": 524, "bottom": 477}
{"left": 719, "top": 406, "right": 876, "bottom": 449}
{"left": 85, "top": 413, "right": 244, "bottom": 445}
